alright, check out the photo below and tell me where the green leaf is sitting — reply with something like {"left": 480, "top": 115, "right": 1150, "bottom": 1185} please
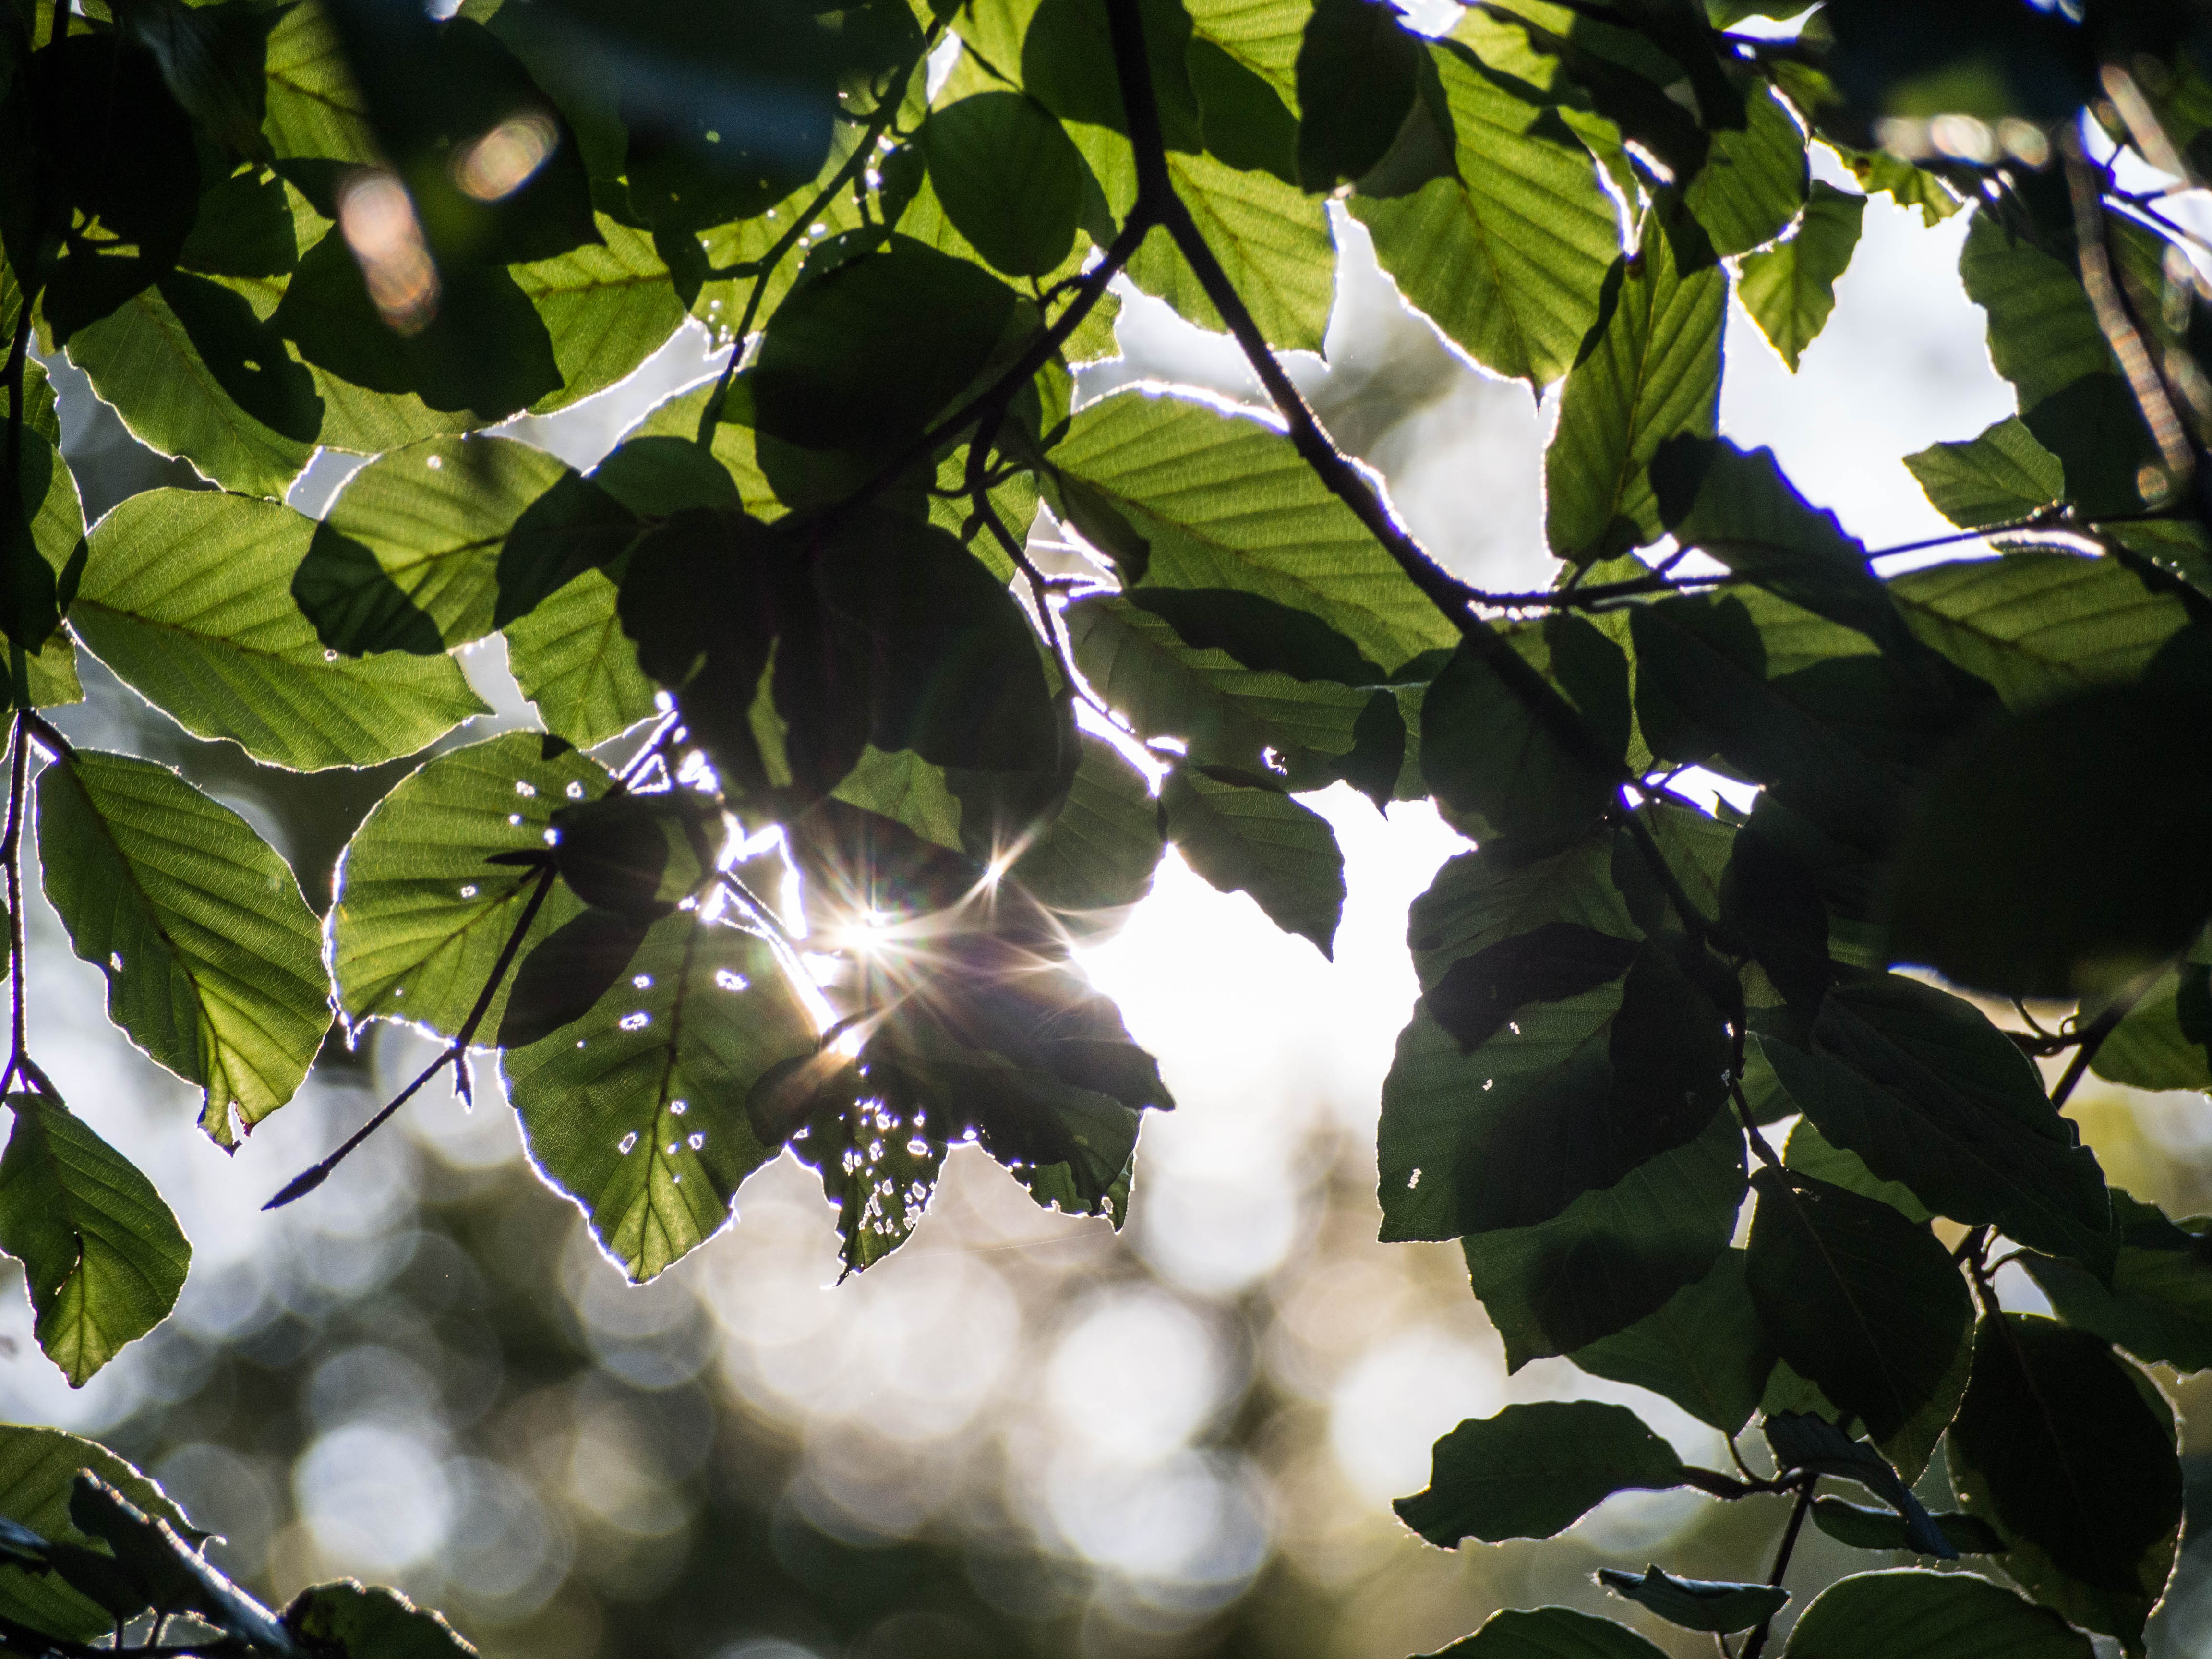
{"left": 1419, "top": 1608, "right": 1668, "bottom": 1659}
{"left": 1780, "top": 1569, "right": 2092, "bottom": 1659}
{"left": 1885, "top": 553, "right": 2188, "bottom": 713}
{"left": 1124, "top": 149, "right": 1336, "bottom": 352}
{"left": 60, "top": 279, "right": 319, "bottom": 502}
{"left": 2093, "top": 962, "right": 2212, "bottom": 1094}
{"left": 1353, "top": 41, "right": 1619, "bottom": 386}
{"left": 1763, "top": 1412, "right": 1951, "bottom": 1553}
{"left": 1744, "top": 1166, "right": 1972, "bottom": 1454}
{"left": 1653, "top": 439, "right": 1900, "bottom": 650}
{"left": 295, "top": 435, "right": 573, "bottom": 655}
{"left": 918, "top": 93, "right": 1086, "bottom": 278}
{"left": 1738, "top": 181, "right": 1863, "bottom": 371}
{"left": 830, "top": 747, "right": 966, "bottom": 854}
{"left": 1545, "top": 220, "right": 1724, "bottom": 564}
{"left": 1781, "top": 1114, "right": 1931, "bottom": 1224}
{"left": 1294, "top": 0, "right": 1421, "bottom": 189}
{"left": 503, "top": 912, "right": 817, "bottom": 1282}
{"left": 504, "top": 568, "right": 659, "bottom": 748}
{"left": 0, "top": 1095, "right": 190, "bottom": 1386}
{"left": 1885, "top": 670, "right": 2212, "bottom": 999}
{"left": 1595, "top": 1565, "right": 1786, "bottom": 1635}
{"left": 1382, "top": 937, "right": 1731, "bottom": 1236}
{"left": 2020, "top": 1199, "right": 2212, "bottom": 1372}
{"left": 1407, "top": 836, "right": 1638, "bottom": 985}
{"left": 1004, "top": 734, "right": 1166, "bottom": 928}
{"left": 1904, "top": 415, "right": 2065, "bottom": 531}
{"left": 1185, "top": 0, "right": 1303, "bottom": 181}
{"left": 1161, "top": 765, "right": 1343, "bottom": 955}
{"left": 1050, "top": 386, "right": 1458, "bottom": 672}
{"left": 1393, "top": 1400, "right": 1684, "bottom": 1546}
{"left": 74, "top": 489, "right": 488, "bottom": 769}
{"left": 1420, "top": 615, "right": 1628, "bottom": 850}
{"left": 1762, "top": 975, "right": 2113, "bottom": 1262}
{"left": 1680, "top": 83, "right": 1806, "bottom": 258}
{"left": 751, "top": 231, "right": 1020, "bottom": 463}
{"left": 38, "top": 750, "right": 331, "bottom": 1148}
{"left": 1461, "top": 1107, "right": 1746, "bottom": 1368}
{"left": 511, "top": 219, "right": 686, "bottom": 416}
{"left": 67, "top": 1475, "right": 291, "bottom": 1653}
{"left": 0, "top": 1426, "right": 199, "bottom": 1642}
{"left": 1809, "top": 1500, "right": 2007, "bottom": 1557}
{"left": 1569, "top": 1250, "right": 1772, "bottom": 1433}
{"left": 282, "top": 1582, "right": 474, "bottom": 1658}
{"left": 1947, "top": 1317, "right": 2181, "bottom": 1657}
{"left": 328, "top": 733, "right": 602, "bottom": 1039}
{"left": 1065, "top": 593, "right": 1370, "bottom": 782}
{"left": 1959, "top": 207, "right": 2110, "bottom": 412}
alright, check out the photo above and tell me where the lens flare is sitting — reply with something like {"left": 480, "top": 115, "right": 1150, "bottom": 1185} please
{"left": 453, "top": 110, "right": 559, "bottom": 202}
{"left": 337, "top": 171, "right": 438, "bottom": 336}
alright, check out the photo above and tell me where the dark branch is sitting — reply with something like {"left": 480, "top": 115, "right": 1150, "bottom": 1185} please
{"left": 264, "top": 865, "right": 558, "bottom": 1209}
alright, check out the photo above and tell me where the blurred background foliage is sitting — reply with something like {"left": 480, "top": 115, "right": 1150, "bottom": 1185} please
{"left": 17, "top": 189, "right": 2212, "bottom": 1659}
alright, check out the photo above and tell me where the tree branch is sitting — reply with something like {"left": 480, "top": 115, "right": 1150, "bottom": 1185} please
{"left": 0, "top": 714, "right": 28, "bottom": 1096}
{"left": 1738, "top": 1477, "right": 1816, "bottom": 1659}
{"left": 264, "top": 864, "right": 558, "bottom": 1209}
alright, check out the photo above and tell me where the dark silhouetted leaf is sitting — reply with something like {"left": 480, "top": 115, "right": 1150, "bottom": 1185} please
{"left": 1596, "top": 1565, "right": 1786, "bottom": 1634}
{"left": 1394, "top": 1401, "right": 1684, "bottom": 1547}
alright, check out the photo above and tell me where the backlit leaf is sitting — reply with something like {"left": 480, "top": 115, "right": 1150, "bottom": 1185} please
{"left": 1394, "top": 1400, "right": 1684, "bottom": 1546}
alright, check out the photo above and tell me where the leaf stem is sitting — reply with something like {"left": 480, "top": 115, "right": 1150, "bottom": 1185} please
{"left": 1738, "top": 1477, "right": 1816, "bottom": 1659}
{"left": 264, "top": 865, "right": 558, "bottom": 1209}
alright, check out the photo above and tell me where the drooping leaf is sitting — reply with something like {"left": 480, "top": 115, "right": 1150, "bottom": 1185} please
{"left": 1904, "top": 415, "right": 2065, "bottom": 531}
{"left": 1393, "top": 1400, "right": 1684, "bottom": 1546}
{"left": 66, "top": 1475, "right": 292, "bottom": 1653}
{"left": 1049, "top": 386, "right": 1459, "bottom": 672}
{"left": 1947, "top": 1316, "right": 2182, "bottom": 1657}
{"left": 0, "top": 1095, "right": 190, "bottom": 1386}
{"left": 74, "top": 490, "right": 489, "bottom": 770}
{"left": 1353, "top": 40, "right": 1619, "bottom": 386}
{"left": 1545, "top": 217, "right": 1724, "bottom": 564}
{"left": 1461, "top": 1107, "right": 1747, "bottom": 1368}
{"left": 1160, "top": 765, "right": 1343, "bottom": 955}
{"left": 294, "top": 435, "right": 573, "bottom": 655}
{"left": 1005, "top": 734, "right": 1166, "bottom": 930}
{"left": 1780, "top": 1569, "right": 2093, "bottom": 1659}
{"left": 1885, "top": 553, "right": 2188, "bottom": 713}
{"left": 1595, "top": 1565, "right": 1786, "bottom": 1635}
{"left": 1760, "top": 974, "right": 2114, "bottom": 1263}
{"left": 1781, "top": 1114, "right": 1931, "bottom": 1224}
{"left": 328, "top": 733, "right": 603, "bottom": 1040}
{"left": 2092, "top": 962, "right": 2212, "bottom": 1094}
{"left": 1064, "top": 593, "right": 1370, "bottom": 783}
{"left": 504, "top": 568, "right": 660, "bottom": 748}
{"left": 1680, "top": 82, "right": 1807, "bottom": 258}
{"left": 1809, "top": 1500, "right": 2007, "bottom": 1557}
{"left": 1744, "top": 1166, "right": 1972, "bottom": 1455}
{"left": 38, "top": 750, "right": 332, "bottom": 1148}
{"left": 1569, "top": 1249, "right": 1773, "bottom": 1433}
{"left": 2019, "top": 1197, "right": 2212, "bottom": 1373}
{"left": 1763, "top": 1411, "right": 1951, "bottom": 1555}
{"left": 1737, "top": 181, "right": 1864, "bottom": 371}
{"left": 1382, "top": 911, "right": 1731, "bottom": 1238}
{"left": 503, "top": 912, "right": 817, "bottom": 1282}
{"left": 1419, "top": 615, "right": 1629, "bottom": 850}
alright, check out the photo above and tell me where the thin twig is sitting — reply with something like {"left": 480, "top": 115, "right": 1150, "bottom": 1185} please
{"left": 0, "top": 715, "right": 27, "bottom": 1096}
{"left": 264, "top": 865, "right": 558, "bottom": 1209}
{"left": 694, "top": 23, "right": 944, "bottom": 443}
{"left": 1739, "top": 1478, "right": 1816, "bottom": 1659}
{"left": 2050, "top": 973, "right": 2154, "bottom": 1107}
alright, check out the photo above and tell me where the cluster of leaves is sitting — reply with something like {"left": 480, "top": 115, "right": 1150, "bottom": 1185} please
{"left": 0, "top": 1424, "right": 469, "bottom": 1658}
{"left": 0, "top": 0, "right": 2202, "bottom": 1650}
